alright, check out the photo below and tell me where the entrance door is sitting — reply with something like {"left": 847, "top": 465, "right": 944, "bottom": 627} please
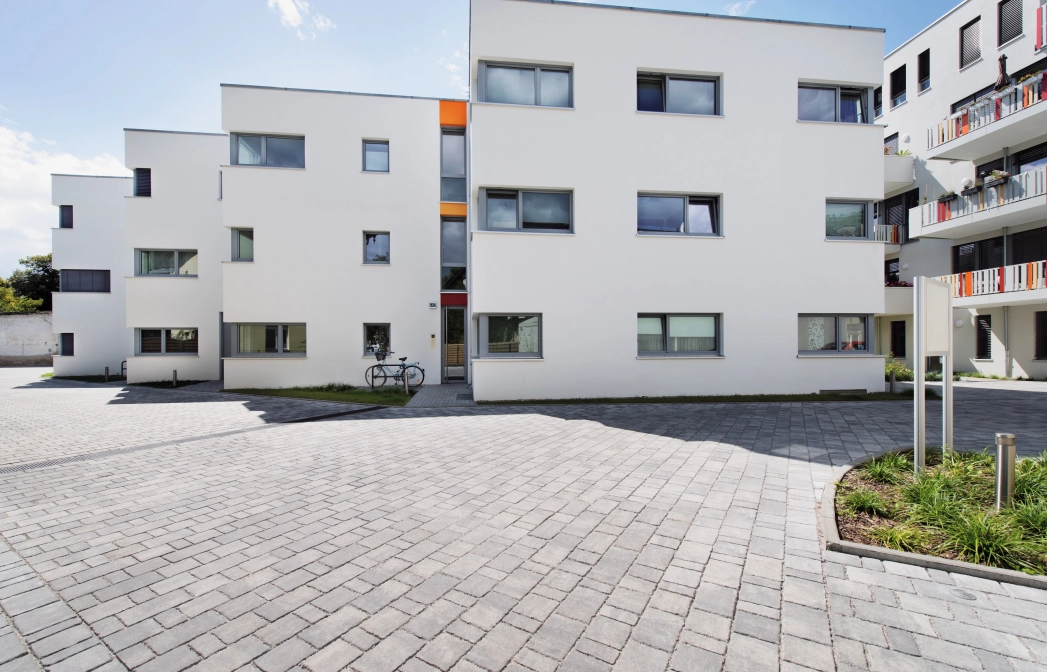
{"left": 443, "top": 307, "right": 466, "bottom": 382}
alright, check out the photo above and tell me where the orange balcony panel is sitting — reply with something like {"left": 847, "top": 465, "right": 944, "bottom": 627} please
{"left": 440, "top": 100, "right": 467, "bottom": 127}
{"left": 440, "top": 202, "right": 467, "bottom": 217}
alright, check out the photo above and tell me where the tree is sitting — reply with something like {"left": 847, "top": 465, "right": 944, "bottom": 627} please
{"left": 7, "top": 254, "right": 59, "bottom": 311}
{"left": 0, "top": 279, "right": 43, "bottom": 313}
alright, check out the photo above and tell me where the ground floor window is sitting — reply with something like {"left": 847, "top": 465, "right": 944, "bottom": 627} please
{"left": 59, "top": 333, "right": 74, "bottom": 356}
{"left": 638, "top": 314, "right": 720, "bottom": 355}
{"left": 479, "top": 315, "right": 541, "bottom": 357}
{"left": 236, "top": 324, "right": 305, "bottom": 356}
{"left": 364, "top": 324, "right": 390, "bottom": 355}
{"left": 976, "top": 315, "right": 991, "bottom": 360}
{"left": 139, "top": 328, "right": 198, "bottom": 355}
{"left": 890, "top": 320, "right": 906, "bottom": 358}
{"left": 798, "top": 315, "right": 868, "bottom": 352}
{"left": 1036, "top": 311, "right": 1047, "bottom": 360}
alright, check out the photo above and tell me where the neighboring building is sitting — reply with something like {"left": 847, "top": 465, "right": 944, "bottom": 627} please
{"left": 50, "top": 0, "right": 890, "bottom": 399}
{"left": 51, "top": 174, "right": 132, "bottom": 376}
{"left": 0, "top": 313, "right": 56, "bottom": 366}
{"left": 877, "top": 0, "right": 1047, "bottom": 379}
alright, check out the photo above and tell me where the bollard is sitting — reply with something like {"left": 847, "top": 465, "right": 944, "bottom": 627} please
{"left": 889, "top": 370, "right": 896, "bottom": 394}
{"left": 173, "top": 369, "right": 178, "bottom": 388}
{"left": 104, "top": 366, "right": 109, "bottom": 383}
{"left": 995, "top": 433, "right": 1016, "bottom": 511}
{"left": 403, "top": 371, "right": 409, "bottom": 395}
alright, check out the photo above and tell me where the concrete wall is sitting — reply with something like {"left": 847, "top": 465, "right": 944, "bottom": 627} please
{"left": 468, "top": 0, "right": 886, "bottom": 400}
{"left": 0, "top": 313, "right": 56, "bottom": 366}
{"left": 51, "top": 174, "right": 132, "bottom": 376}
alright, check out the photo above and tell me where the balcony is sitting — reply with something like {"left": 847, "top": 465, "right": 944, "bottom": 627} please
{"left": 908, "top": 166, "right": 1047, "bottom": 240}
{"left": 873, "top": 224, "right": 905, "bottom": 245}
{"left": 937, "top": 259, "right": 1047, "bottom": 308}
{"left": 884, "top": 154, "right": 914, "bottom": 193}
{"left": 882, "top": 286, "right": 913, "bottom": 315}
{"left": 924, "top": 73, "right": 1047, "bottom": 161}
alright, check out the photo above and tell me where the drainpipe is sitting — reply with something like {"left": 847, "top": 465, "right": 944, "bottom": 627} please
{"left": 1002, "top": 226, "right": 1010, "bottom": 378}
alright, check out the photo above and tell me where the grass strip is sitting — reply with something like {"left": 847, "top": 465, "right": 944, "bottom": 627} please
{"left": 478, "top": 390, "right": 936, "bottom": 406}
{"left": 224, "top": 383, "right": 411, "bottom": 407}
{"left": 52, "top": 374, "right": 126, "bottom": 383}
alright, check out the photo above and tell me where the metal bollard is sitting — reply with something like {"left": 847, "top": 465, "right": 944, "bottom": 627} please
{"left": 889, "top": 370, "right": 896, "bottom": 394}
{"left": 104, "top": 366, "right": 109, "bottom": 383}
{"left": 995, "top": 433, "right": 1016, "bottom": 511}
{"left": 173, "top": 370, "right": 178, "bottom": 388}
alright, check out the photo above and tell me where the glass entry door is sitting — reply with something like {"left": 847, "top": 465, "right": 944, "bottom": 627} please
{"left": 443, "top": 307, "right": 466, "bottom": 382}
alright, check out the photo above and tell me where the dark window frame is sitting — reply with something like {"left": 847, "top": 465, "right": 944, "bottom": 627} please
{"left": 134, "top": 168, "right": 152, "bottom": 197}
{"left": 998, "top": 0, "right": 1022, "bottom": 46}
{"left": 890, "top": 65, "right": 907, "bottom": 108}
{"left": 960, "top": 17, "right": 982, "bottom": 69}
{"left": 136, "top": 249, "right": 199, "bottom": 277}
{"left": 234, "top": 324, "right": 307, "bottom": 357}
{"left": 885, "top": 258, "right": 900, "bottom": 284}
{"left": 798, "top": 84, "right": 870, "bottom": 124}
{"left": 477, "top": 62, "right": 573, "bottom": 108}
{"left": 363, "top": 232, "right": 391, "bottom": 265}
{"left": 1035, "top": 311, "right": 1047, "bottom": 360}
{"left": 364, "top": 323, "right": 391, "bottom": 356}
{"left": 873, "top": 87, "right": 883, "bottom": 118}
{"left": 825, "top": 200, "right": 871, "bottom": 240}
{"left": 441, "top": 218, "right": 467, "bottom": 292}
{"left": 636, "top": 193, "right": 721, "bottom": 236}
{"left": 362, "top": 140, "right": 390, "bottom": 173}
{"left": 478, "top": 314, "right": 542, "bottom": 359}
{"left": 137, "top": 328, "right": 199, "bottom": 356}
{"left": 918, "top": 50, "right": 931, "bottom": 92}
{"left": 441, "top": 127, "right": 466, "bottom": 203}
{"left": 976, "top": 314, "right": 992, "bottom": 360}
{"left": 479, "top": 188, "right": 573, "bottom": 233}
{"left": 232, "top": 228, "right": 254, "bottom": 262}
{"left": 637, "top": 313, "right": 722, "bottom": 357}
{"left": 798, "top": 314, "right": 871, "bottom": 353}
{"left": 59, "top": 333, "right": 74, "bottom": 357}
{"left": 230, "top": 133, "right": 306, "bottom": 168}
{"left": 60, "top": 269, "right": 111, "bottom": 293}
{"left": 890, "top": 320, "right": 906, "bottom": 358}
{"left": 636, "top": 73, "right": 721, "bottom": 116}
{"left": 59, "top": 205, "right": 73, "bottom": 229}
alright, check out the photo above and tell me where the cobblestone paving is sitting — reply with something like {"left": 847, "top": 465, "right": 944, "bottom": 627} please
{"left": 405, "top": 385, "right": 475, "bottom": 409}
{"left": 0, "top": 368, "right": 1045, "bottom": 671}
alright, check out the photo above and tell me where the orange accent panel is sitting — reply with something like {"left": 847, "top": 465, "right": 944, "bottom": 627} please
{"left": 440, "top": 100, "right": 467, "bottom": 127}
{"left": 440, "top": 202, "right": 468, "bottom": 217}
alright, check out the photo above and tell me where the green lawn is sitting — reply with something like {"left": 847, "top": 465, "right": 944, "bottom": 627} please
{"left": 478, "top": 389, "right": 936, "bottom": 406}
{"left": 223, "top": 383, "right": 411, "bottom": 407}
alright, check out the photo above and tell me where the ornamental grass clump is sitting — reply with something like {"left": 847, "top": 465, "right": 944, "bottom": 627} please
{"left": 862, "top": 451, "right": 911, "bottom": 484}
{"left": 841, "top": 486, "right": 892, "bottom": 518}
{"left": 943, "top": 510, "right": 1041, "bottom": 573}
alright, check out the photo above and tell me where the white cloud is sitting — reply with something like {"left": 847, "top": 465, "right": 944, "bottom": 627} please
{"left": 438, "top": 43, "right": 469, "bottom": 96}
{"left": 725, "top": 0, "right": 756, "bottom": 16}
{"left": 267, "top": 0, "right": 335, "bottom": 40}
{"left": 0, "top": 125, "right": 128, "bottom": 276}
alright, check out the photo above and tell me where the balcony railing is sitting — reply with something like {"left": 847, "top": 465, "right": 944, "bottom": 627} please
{"left": 927, "top": 73, "right": 1045, "bottom": 150}
{"left": 937, "top": 259, "right": 1047, "bottom": 299}
{"left": 873, "top": 224, "right": 904, "bottom": 244}
{"left": 911, "top": 166, "right": 1047, "bottom": 227}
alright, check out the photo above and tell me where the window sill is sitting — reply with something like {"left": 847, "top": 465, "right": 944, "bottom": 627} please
{"left": 473, "top": 356, "right": 544, "bottom": 362}
{"left": 918, "top": 85, "right": 933, "bottom": 96}
{"left": 135, "top": 354, "right": 199, "bottom": 357}
{"left": 363, "top": 263, "right": 391, "bottom": 266}
{"left": 796, "top": 119, "right": 886, "bottom": 128}
{"left": 637, "top": 355, "right": 724, "bottom": 360}
{"left": 362, "top": 170, "right": 390, "bottom": 174}
{"left": 959, "top": 57, "right": 984, "bottom": 73}
{"left": 223, "top": 356, "right": 307, "bottom": 360}
{"left": 635, "top": 111, "right": 724, "bottom": 119}
{"left": 472, "top": 101, "right": 574, "bottom": 111}
{"left": 128, "top": 275, "right": 199, "bottom": 278}
{"left": 474, "top": 229, "right": 574, "bottom": 237}
{"left": 889, "top": 100, "right": 907, "bottom": 111}
{"left": 973, "top": 358, "right": 993, "bottom": 362}
{"left": 222, "top": 260, "right": 253, "bottom": 264}
{"left": 797, "top": 353, "right": 884, "bottom": 359}
{"left": 125, "top": 196, "right": 152, "bottom": 199}
{"left": 998, "top": 34, "right": 1024, "bottom": 51}
{"left": 220, "top": 165, "right": 306, "bottom": 171}
{"left": 825, "top": 238, "right": 881, "bottom": 243}
{"left": 636, "top": 233, "right": 723, "bottom": 239}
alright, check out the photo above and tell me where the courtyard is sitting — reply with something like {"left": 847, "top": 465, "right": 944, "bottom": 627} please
{"left": 0, "top": 367, "right": 1045, "bottom": 672}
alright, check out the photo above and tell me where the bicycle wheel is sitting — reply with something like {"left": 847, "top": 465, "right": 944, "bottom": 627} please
{"left": 365, "top": 365, "right": 387, "bottom": 388}
{"left": 404, "top": 365, "right": 425, "bottom": 388}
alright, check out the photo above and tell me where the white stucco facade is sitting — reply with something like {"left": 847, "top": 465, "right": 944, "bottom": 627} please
{"left": 50, "top": 174, "right": 132, "bottom": 376}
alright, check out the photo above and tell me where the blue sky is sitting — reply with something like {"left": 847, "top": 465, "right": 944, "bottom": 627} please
{"left": 1, "top": 0, "right": 958, "bottom": 277}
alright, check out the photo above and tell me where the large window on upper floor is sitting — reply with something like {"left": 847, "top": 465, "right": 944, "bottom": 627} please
{"left": 232, "top": 229, "right": 253, "bottom": 262}
{"left": 798, "top": 315, "right": 868, "bottom": 353}
{"left": 441, "top": 219, "right": 466, "bottom": 291}
{"left": 58, "top": 205, "right": 73, "bottom": 229}
{"left": 480, "top": 189, "right": 572, "bottom": 233}
{"left": 637, "top": 74, "right": 719, "bottom": 116}
{"left": 479, "top": 315, "right": 541, "bottom": 358}
{"left": 441, "top": 129, "right": 466, "bottom": 202}
{"left": 918, "top": 50, "right": 931, "bottom": 92}
{"left": 826, "top": 202, "right": 869, "bottom": 239}
{"left": 960, "top": 17, "right": 982, "bottom": 69}
{"left": 134, "top": 168, "right": 151, "bottom": 197}
{"left": 637, "top": 194, "right": 719, "bottom": 236}
{"left": 954, "top": 237, "right": 1004, "bottom": 273}
{"left": 998, "top": 0, "right": 1022, "bottom": 46}
{"left": 889, "top": 65, "right": 906, "bottom": 108}
{"left": 638, "top": 314, "right": 720, "bottom": 356}
{"left": 237, "top": 324, "right": 306, "bottom": 356}
{"left": 798, "top": 85, "right": 868, "bottom": 123}
{"left": 60, "top": 269, "right": 110, "bottom": 293}
{"left": 139, "top": 328, "right": 198, "bottom": 355}
{"left": 478, "top": 63, "right": 571, "bottom": 107}
{"left": 231, "top": 134, "right": 305, "bottom": 168}
{"left": 137, "top": 250, "right": 198, "bottom": 276}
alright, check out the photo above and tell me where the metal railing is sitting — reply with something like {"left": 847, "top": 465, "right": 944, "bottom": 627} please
{"left": 928, "top": 73, "right": 1045, "bottom": 150}
{"left": 910, "top": 166, "right": 1047, "bottom": 227}
{"left": 937, "top": 259, "right": 1047, "bottom": 298}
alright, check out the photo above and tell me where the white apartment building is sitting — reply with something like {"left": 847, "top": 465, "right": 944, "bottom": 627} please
{"left": 877, "top": 0, "right": 1047, "bottom": 379}
{"left": 50, "top": 0, "right": 890, "bottom": 400}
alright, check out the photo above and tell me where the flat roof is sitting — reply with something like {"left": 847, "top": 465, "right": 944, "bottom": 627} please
{"left": 51, "top": 173, "right": 130, "bottom": 179}
{"left": 123, "top": 128, "right": 227, "bottom": 137}
{"left": 885, "top": 0, "right": 969, "bottom": 59}
{"left": 220, "top": 83, "right": 468, "bottom": 103}
{"left": 513, "top": 0, "right": 884, "bottom": 33}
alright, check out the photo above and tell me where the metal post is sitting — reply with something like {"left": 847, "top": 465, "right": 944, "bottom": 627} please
{"left": 914, "top": 277, "right": 926, "bottom": 472}
{"left": 942, "top": 354, "right": 953, "bottom": 455}
{"left": 889, "top": 370, "right": 896, "bottom": 394}
{"left": 104, "top": 366, "right": 109, "bottom": 383}
{"left": 403, "top": 369, "right": 409, "bottom": 395}
{"left": 995, "top": 433, "right": 1016, "bottom": 510}
{"left": 173, "top": 370, "right": 178, "bottom": 388}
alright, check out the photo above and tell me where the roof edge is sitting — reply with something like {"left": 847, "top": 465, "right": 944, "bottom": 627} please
{"left": 220, "top": 83, "right": 468, "bottom": 102}
{"left": 123, "top": 128, "right": 227, "bottom": 137}
{"left": 509, "top": 0, "right": 884, "bottom": 33}
{"left": 885, "top": 0, "right": 971, "bottom": 59}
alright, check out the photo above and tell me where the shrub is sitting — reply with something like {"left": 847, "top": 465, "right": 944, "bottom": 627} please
{"left": 885, "top": 355, "right": 913, "bottom": 382}
{"left": 903, "top": 472, "right": 965, "bottom": 528}
{"left": 1009, "top": 501, "right": 1047, "bottom": 538}
{"left": 862, "top": 452, "right": 912, "bottom": 485}
{"left": 841, "top": 486, "right": 892, "bottom": 518}
{"left": 943, "top": 510, "right": 1038, "bottom": 572}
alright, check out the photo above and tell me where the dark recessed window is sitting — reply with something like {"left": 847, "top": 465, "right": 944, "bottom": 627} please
{"left": 798, "top": 315, "right": 868, "bottom": 352}
{"left": 637, "top": 194, "right": 719, "bottom": 236}
{"left": 826, "top": 202, "right": 868, "bottom": 238}
{"left": 441, "top": 219, "right": 466, "bottom": 291}
{"left": 884, "top": 133, "right": 900, "bottom": 155}
{"left": 238, "top": 325, "right": 306, "bottom": 356}
{"left": 1035, "top": 311, "right": 1047, "bottom": 360}
{"left": 364, "top": 232, "right": 390, "bottom": 264}
{"left": 60, "top": 269, "right": 111, "bottom": 293}
{"left": 232, "top": 229, "right": 253, "bottom": 262}
{"left": 637, "top": 74, "right": 719, "bottom": 115}
{"left": 873, "top": 87, "right": 883, "bottom": 118}
{"left": 363, "top": 141, "right": 389, "bottom": 172}
{"left": 638, "top": 314, "right": 720, "bottom": 356}
{"left": 441, "top": 129, "right": 466, "bottom": 202}
{"left": 998, "top": 0, "right": 1022, "bottom": 46}
{"left": 961, "top": 17, "right": 982, "bottom": 69}
{"left": 885, "top": 258, "right": 900, "bottom": 284}
{"left": 139, "top": 329, "right": 199, "bottom": 355}
{"left": 890, "top": 66, "right": 906, "bottom": 108}
{"left": 953, "top": 237, "right": 1004, "bottom": 272}
{"left": 891, "top": 320, "right": 906, "bottom": 358}
{"left": 59, "top": 333, "right": 74, "bottom": 357}
{"left": 480, "top": 315, "right": 541, "bottom": 358}
{"left": 480, "top": 63, "right": 571, "bottom": 107}
{"left": 976, "top": 315, "right": 992, "bottom": 359}
{"left": 134, "top": 168, "right": 151, "bottom": 197}
{"left": 232, "top": 134, "right": 305, "bottom": 168}
{"left": 59, "top": 205, "right": 73, "bottom": 229}
{"left": 918, "top": 50, "right": 931, "bottom": 92}
{"left": 364, "top": 324, "right": 390, "bottom": 355}
{"left": 799, "top": 86, "right": 868, "bottom": 123}
{"left": 481, "top": 189, "right": 571, "bottom": 232}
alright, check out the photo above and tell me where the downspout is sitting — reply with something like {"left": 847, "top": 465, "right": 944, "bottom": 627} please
{"left": 1002, "top": 226, "right": 1010, "bottom": 378}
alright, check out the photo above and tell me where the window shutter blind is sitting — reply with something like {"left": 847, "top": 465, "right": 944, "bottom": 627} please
{"left": 873, "top": 87, "right": 882, "bottom": 113}
{"left": 59, "top": 205, "right": 73, "bottom": 228}
{"left": 961, "top": 18, "right": 981, "bottom": 68}
{"left": 884, "top": 133, "right": 900, "bottom": 155}
{"left": 134, "top": 168, "right": 152, "bottom": 197}
{"left": 1009, "top": 226, "right": 1047, "bottom": 265}
{"left": 1036, "top": 311, "right": 1047, "bottom": 359}
{"left": 890, "top": 66, "right": 906, "bottom": 100}
{"left": 890, "top": 320, "right": 906, "bottom": 358}
{"left": 918, "top": 50, "right": 931, "bottom": 83}
{"left": 976, "top": 157, "right": 1006, "bottom": 178}
{"left": 976, "top": 315, "right": 992, "bottom": 359}
{"left": 1013, "top": 141, "right": 1047, "bottom": 171}
{"left": 998, "top": 0, "right": 1022, "bottom": 45}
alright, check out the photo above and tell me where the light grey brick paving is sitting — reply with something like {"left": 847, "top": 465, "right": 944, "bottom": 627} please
{"left": 0, "top": 367, "right": 1045, "bottom": 670}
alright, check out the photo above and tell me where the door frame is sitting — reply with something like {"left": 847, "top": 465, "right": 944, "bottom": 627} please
{"left": 441, "top": 305, "right": 467, "bottom": 383}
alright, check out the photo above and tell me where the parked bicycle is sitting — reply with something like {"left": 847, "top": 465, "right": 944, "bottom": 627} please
{"left": 365, "top": 351, "right": 425, "bottom": 389}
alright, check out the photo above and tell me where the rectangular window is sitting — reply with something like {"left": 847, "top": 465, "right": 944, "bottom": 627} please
{"left": 441, "top": 128, "right": 466, "bottom": 202}
{"left": 231, "top": 134, "right": 305, "bottom": 168}
{"left": 637, "top": 194, "right": 719, "bottom": 235}
{"left": 138, "top": 250, "right": 198, "bottom": 276}
{"left": 60, "top": 269, "right": 111, "bottom": 293}
{"left": 480, "top": 63, "right": 571, "bottom": 107}
{"left": 480, "top": 315, "right": 541, "bottom": 358}
{"left": 998, "top": 0, "right": 1022, "bottom": 45}
{"left": 873, "top": 87, "right": 883, "bottom": 118}
{"left": 364, "top": 324, "right": 390, "bottom": 355}
{"left": 890, "top": 320, "right": 906, "bottom": 358}
{"left": 637, "top": 74, "right": 718, "bottom": 116}
{"left": 441, "top": 219, "right": 466, "bottom": 291}
{"left": 976, "top": 315, "right": 992, "bottom": 359}
{"left": 134, "top": 168, "right": 152, "bottom": 197}
{"left": 798, "top": 315, "right": 868, "bottom": 352}
{"left": 59, "top": 333, "right": 74, "bottom": 357}
{"left": 1008, "top": 225, "right": 1047, "bottom": 265}
{"left": 961, "top": 17, "right": 982, "bottom": 68}
{"left": 826, "top": 202, "right": 868, "bottom": 239}
{"left": 59, "top": 205, "right": 73, "bottom": 229}
{"left": 885, "top": 258, "right": 900, "bottom": 284}
{"left": 884, "top": 133, "right": 900, "bottom": 156}
{"left": 138, "top": 328, "right": 198, "bottom": 355}
{"left": 798, "top": 85, "right": 868, "bottom": 123}
{"left": 637, "top": 314, "right": 719, "bottom": 356}
{"left": 918, "top": 50, "right": 931, "bottom": 92}
{"left": 1035, "top": 311, "right": 1047, "bottom": 359}
{"left": 237, "top": 324, "right": 306, "bottom": 356}
{"left": 481, "top": 189, "right": 571, "bottom": 232}
{"left": 953, "top": 237, "right": 1004, "bottom": 273}
{"left": 232, "top": 229, "right": 253, "bottom": 262}
{"left": 363, "top": 141, "right": 389, "bottom": 172}
{"left": 363, "top": 232, "right": 390, "bottom": 264}
{"left": 890, "top": 65, "right": 906, "bottom": 108}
